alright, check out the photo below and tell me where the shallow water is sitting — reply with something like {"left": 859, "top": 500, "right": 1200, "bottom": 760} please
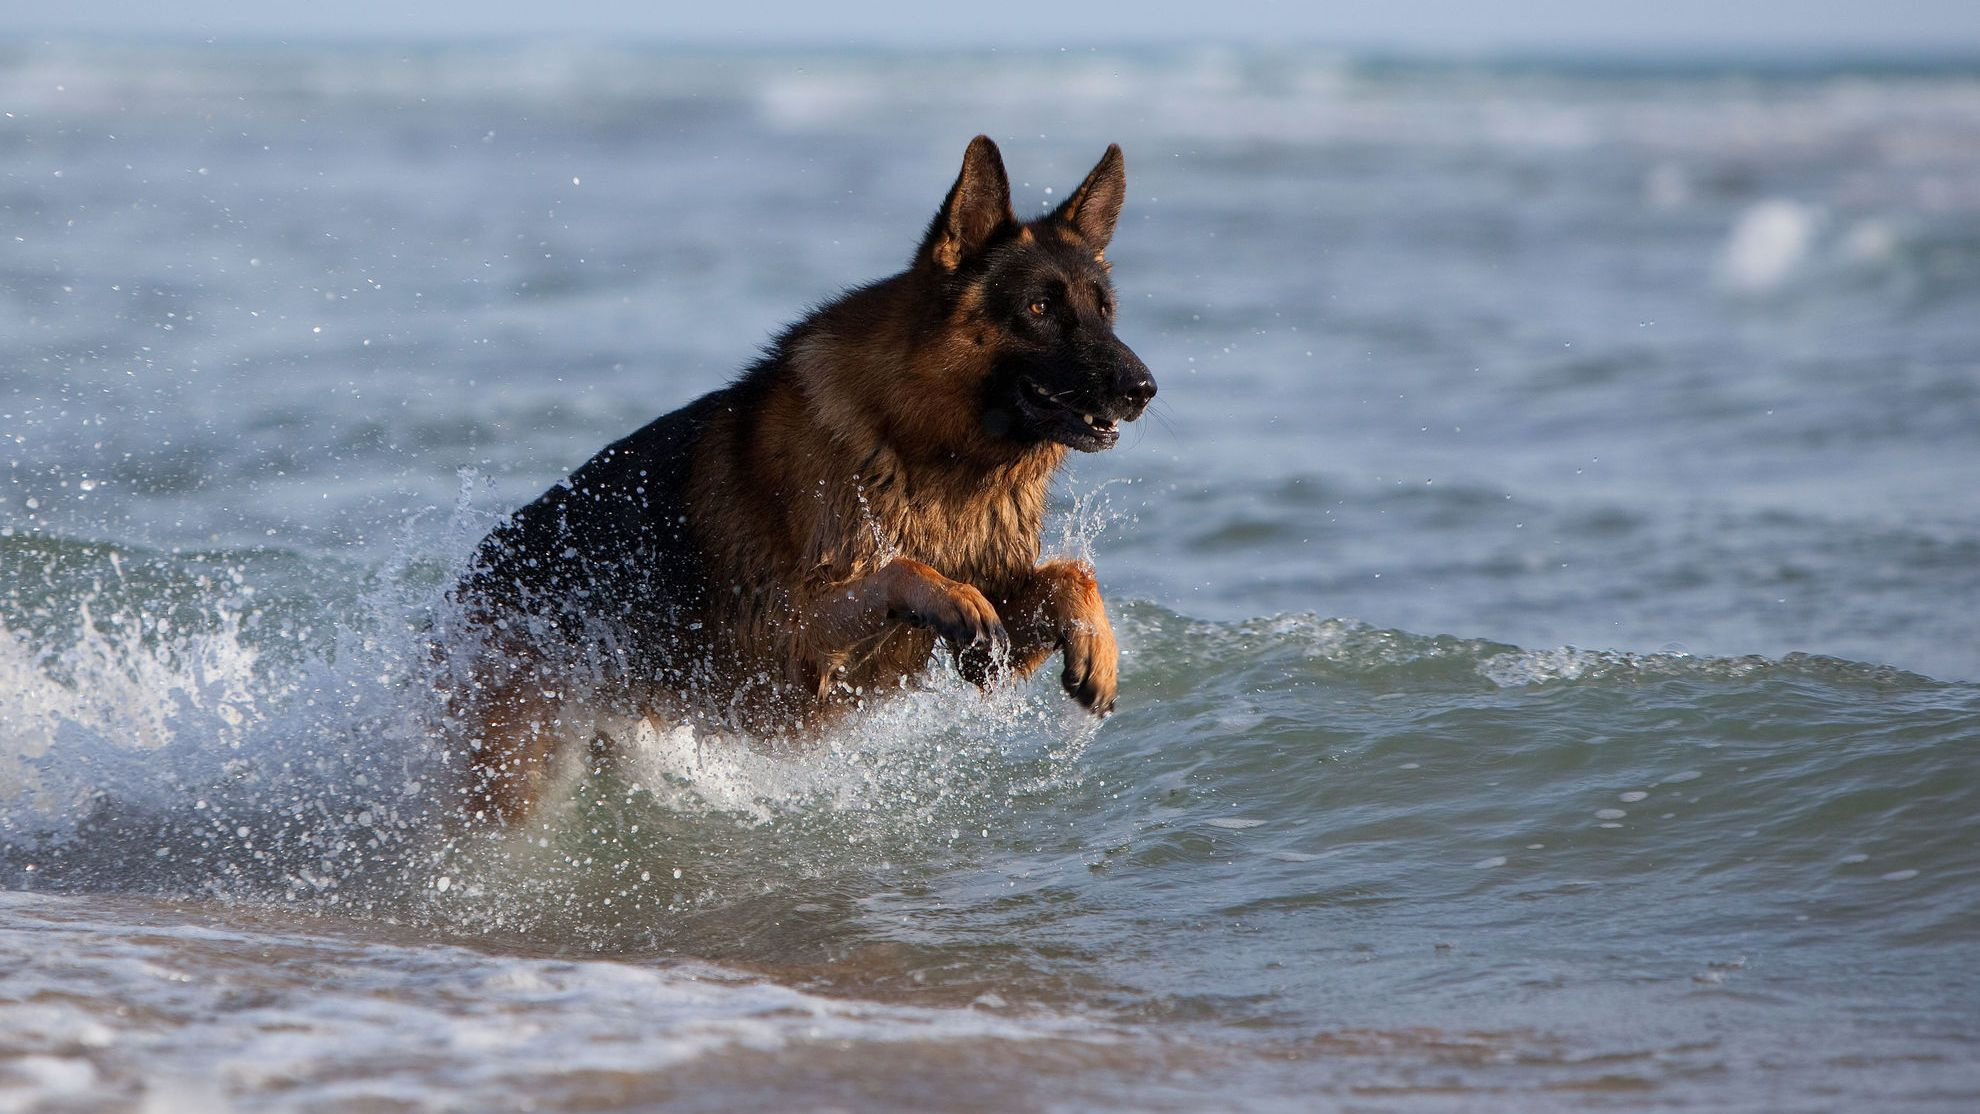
{"left": 4, "top": 42, "right": 1980, "bottom": 1111}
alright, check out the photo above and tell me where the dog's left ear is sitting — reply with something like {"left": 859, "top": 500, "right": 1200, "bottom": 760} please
{"left": 923, "top": 135, "right": 1015, "bottom": 272}
{"left": 1049, "top": 144, "right": 1126, "bottom": 252}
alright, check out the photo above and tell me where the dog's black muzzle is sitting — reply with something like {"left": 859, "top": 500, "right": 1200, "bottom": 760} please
{"left": 1011, "top": 336, "right": 1156, "bottom": 453}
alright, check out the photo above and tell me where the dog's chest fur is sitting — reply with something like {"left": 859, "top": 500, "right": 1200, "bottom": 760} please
{"left": 843, "top": 449, "right": 1054, "bottom": 594}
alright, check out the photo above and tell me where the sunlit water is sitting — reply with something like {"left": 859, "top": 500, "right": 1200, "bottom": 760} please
{"left": 3, "top": 42, "right": 1979, "bottom": 1111}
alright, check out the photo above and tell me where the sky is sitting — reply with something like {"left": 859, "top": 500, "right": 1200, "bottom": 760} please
{"left": 5, "top": 0, "right": 1980, "bottom": 54}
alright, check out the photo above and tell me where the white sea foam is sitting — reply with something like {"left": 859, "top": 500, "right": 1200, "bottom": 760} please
{"left": 0, "top": 889, "right": 1109, "bottom": 1113}
{"left": 1718, "top": 199, "right": 1821, "bottom": 293}
{"left": 606, "top": 669, "right": 1082, "bottom": 830}
{"left": 0, "top": 601, "right": 266, "bottom": 816}
{"left": 1478, "top": 646, "right": 1775, "bottom": 687}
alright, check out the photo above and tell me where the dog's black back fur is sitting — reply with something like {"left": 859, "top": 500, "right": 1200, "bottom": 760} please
{"left": 460, "top": 381, "right": 748, "bottom": 672}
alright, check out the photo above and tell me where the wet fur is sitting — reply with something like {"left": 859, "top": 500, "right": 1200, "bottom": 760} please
{"left": 450, "top": 137, "right": 1153, "bottom": 824}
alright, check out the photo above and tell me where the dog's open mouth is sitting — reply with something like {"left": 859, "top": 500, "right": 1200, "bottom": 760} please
{"left": 1015, "top": 377, "right": 1122, "bottom": 451}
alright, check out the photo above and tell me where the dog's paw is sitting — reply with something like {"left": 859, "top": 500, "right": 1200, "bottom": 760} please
{"left": 913, "top": 582, "right": 1009, "bottom": 657}
{"left": 954, "top": 641, "right": 1000, "bottom": 688}
{"left": 1060, "top": 618, "right": 1118, "bottom": 715}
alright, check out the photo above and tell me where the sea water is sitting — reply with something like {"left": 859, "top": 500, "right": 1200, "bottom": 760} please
{"left": 3, "top": 42, "right": 1978, "bottom": 1111}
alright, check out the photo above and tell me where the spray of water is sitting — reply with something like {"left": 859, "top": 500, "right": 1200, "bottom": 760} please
{"left": 0, "top": 474, "right": 1117, "bottom": 948}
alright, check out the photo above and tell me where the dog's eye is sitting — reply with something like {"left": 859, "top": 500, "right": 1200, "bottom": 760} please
{"left": 1028, "top": 299, "right": 1048, "bottom": 317}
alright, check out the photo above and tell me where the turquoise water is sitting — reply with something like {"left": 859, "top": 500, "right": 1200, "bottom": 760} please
{"left": 3, "top": 42, "right": 1979, "bottom": 1111}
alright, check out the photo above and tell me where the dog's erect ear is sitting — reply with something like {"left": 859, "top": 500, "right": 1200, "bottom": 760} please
{"left": 1049, "top": 144, "right": 1126, "bottom": 252}
{"left": 922, "top": 135, "right": 1014, "bottom": 271}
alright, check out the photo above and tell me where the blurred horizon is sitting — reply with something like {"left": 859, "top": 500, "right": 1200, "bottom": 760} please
{"left": 6, "top": 0, "right": 1980, "bottom": 58}
{"left": 8, "top": 38, "right": 1980, "bottom": 68}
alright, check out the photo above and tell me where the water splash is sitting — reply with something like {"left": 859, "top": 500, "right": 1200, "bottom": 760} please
{"left": 0, "top": 488, "right": 1108, "bottom": 943}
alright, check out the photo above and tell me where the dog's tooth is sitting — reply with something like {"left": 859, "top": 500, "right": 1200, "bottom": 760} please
{"left": 1082, "top": 414, "right": 1095, "bottom": 425}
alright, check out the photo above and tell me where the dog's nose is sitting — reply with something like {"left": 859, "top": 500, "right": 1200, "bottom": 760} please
{"left": 1114, "top": 366, "right": 1157, "bottom": 412}
{"left": 1120, "top": 371, "right": 1156, "bottom": 405}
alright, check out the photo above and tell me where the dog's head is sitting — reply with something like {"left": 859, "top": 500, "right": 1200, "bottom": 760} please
{"left": 918, "top": 136, "right": 1156, "bottom": 453}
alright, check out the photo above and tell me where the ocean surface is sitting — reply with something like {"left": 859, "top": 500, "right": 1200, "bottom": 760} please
{"left": 3, "top": 41, "right": 1979, "bottom": 1111}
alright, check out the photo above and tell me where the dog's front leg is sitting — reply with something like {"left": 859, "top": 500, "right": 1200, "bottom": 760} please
{"left": 800, "top": 558, "right": 1008, "bottom": 683}
{"left": 986, "top": 560, "right": 1118, "bottom": 715}
{"left": 454, "top": 646, "right": 565, "bottom": 828}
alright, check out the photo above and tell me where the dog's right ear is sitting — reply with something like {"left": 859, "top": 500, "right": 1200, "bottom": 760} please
{"left": 920, "top": 135, "right": 1014, "bottom": 272}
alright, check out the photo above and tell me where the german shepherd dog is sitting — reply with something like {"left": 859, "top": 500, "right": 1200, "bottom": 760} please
{"left": 450, "top": 137, "right": 1155, "bottom": 824}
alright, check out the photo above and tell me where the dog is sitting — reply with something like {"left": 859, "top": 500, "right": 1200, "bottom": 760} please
{"left": 449, "top": 136, "right": 1156, "bottom": 824}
